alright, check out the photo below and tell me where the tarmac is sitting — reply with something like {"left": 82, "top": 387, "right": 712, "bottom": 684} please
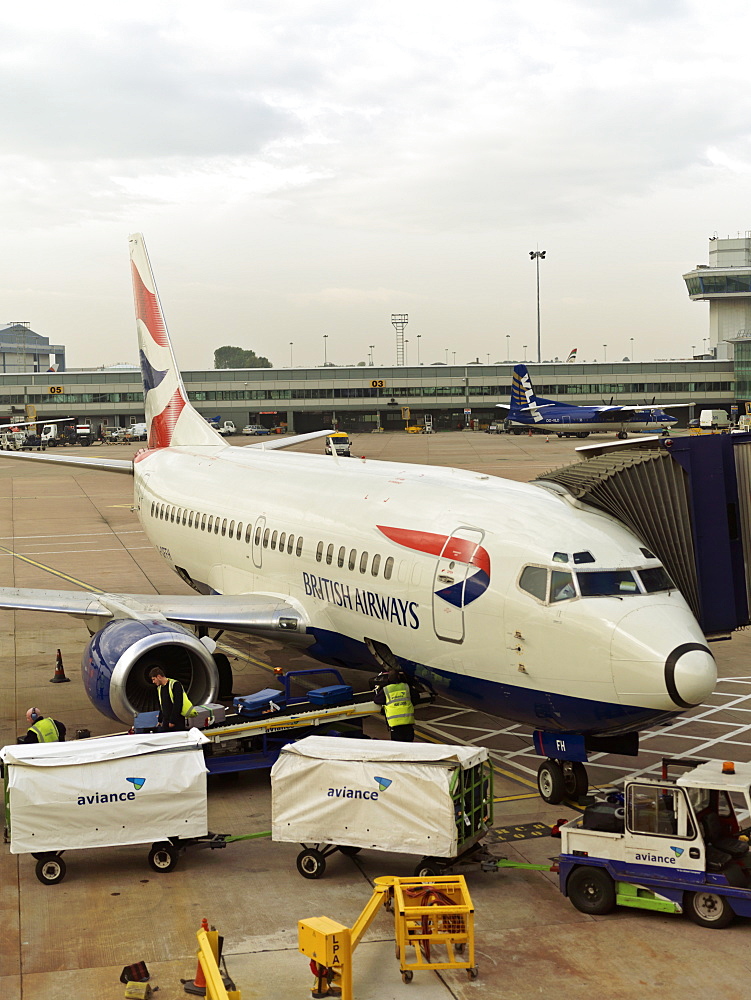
{"left": 2, "top": 429, "right": 751, "bottom": 1000}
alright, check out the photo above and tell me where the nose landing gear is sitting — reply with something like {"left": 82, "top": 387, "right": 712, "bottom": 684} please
{"left": 537, "top": 758, "right": 589, "bottom": 804}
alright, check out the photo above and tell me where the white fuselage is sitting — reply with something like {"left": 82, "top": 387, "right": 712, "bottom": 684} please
{"left": 133, "top": 444, "right": 715, "bottom": 735}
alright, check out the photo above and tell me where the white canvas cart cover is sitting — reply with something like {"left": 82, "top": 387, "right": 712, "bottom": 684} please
{"left": 2, "top": 730, "right": 209, "bottom": 854}
{"left": 271, "top": 736, "right": 489, "bottom": 857}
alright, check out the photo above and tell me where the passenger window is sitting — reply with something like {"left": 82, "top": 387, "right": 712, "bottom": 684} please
{"left": 182, "top": 510, "right": 187, "bottom": 526}
{"left": 214, "top": 518, "right": 220, "bottom": 534}
{"left": 359, "top": 551, "right": 368, "bottom": 574}
{"left": 221, "top": 518, "right": 227, "bottom": 537}
{"left": 245, "top": 524, "right": 252, "bottom": 543}
{"left": 228, "top": 520, "right": 235, "bottom": 539}
{"left": 337, "top": 546, "right": 345, "bottom": 568}
{"left": 271, "top": 530, "right": 278, "bottom": 550}
{"left": 255, "top": 526, "right": 262, "bottom": 545}
{"left": 151, "top": 502, "right": 155, "bottom": 516}
{"left": 201, "top": 513, "right": 207, "bottom": 531}
{"left": 326, "top": 543, "right": 334, "bottom": 565}
{"left": 371, "top": 554, "right": 381, "bottom": 577}
{"left": 349, "top": 549, "right": 357, "bottom": 571}
{"left": 519, "top": 565, "right": 548, "bottom": 602}
{"left": 296, "top": 537, "right": 303, "bottom": 556}
{"left": 384, "top": 557, "right": 394, "bottom": 580}
{"left": 263, "top": 528, "right": 270, "bottom": 548}
{"left": 188, "top": 511, "right": 194, "bottom": 528}
{"left": 207, "top": 516, "right": 214, "bottom": 532}
{"left": 551, "top": 570, "right": 576, "bottom": 602}
{"left": 279, "top": 532, "right": 286, "bottom": 551}
{"left": 287, "top": 534, "right": 295, "bottom": 554}
{"left": 170, "top": 507, "right": 175, "bottom": 522}
{"left": 316, "top": 541, "right": 323, "bottom": 563}
{"left": 236, "top": 522, "right": 242, "bottom": 540}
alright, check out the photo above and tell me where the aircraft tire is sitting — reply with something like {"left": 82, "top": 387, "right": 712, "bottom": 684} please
{"left": 537, "top": 759, "right": 566, "bottom": 804}
{"left": 563, "top": 761, "right": 589, "bottom": 799}
{"left": 567, "top": 866, "right": 616, "bottom": 915}
{"left": 685, "top": 890, "right": 734, "bottom": 929}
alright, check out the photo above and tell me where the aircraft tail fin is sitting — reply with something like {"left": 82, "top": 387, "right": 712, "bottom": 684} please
{"left": 129, "top": 233, "right": 223, "bottom": 450}
{"left": 510, "top": 364, "right": 540, "bottom": 416}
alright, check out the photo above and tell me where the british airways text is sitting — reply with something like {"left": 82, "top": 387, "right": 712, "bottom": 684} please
{"left": 303, "top": 573, "right": 420, "bottom": 628}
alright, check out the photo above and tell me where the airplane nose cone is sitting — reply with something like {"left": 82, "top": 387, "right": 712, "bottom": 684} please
{"left": 611, "top": 604, "right": 716, "bottom": 708}
{"left": 666, "top": 643, "right": 717, "bottom": 708}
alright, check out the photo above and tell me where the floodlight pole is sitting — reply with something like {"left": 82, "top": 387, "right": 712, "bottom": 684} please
{"left": 529, "top": 250, "right": 546, "bottom": 363}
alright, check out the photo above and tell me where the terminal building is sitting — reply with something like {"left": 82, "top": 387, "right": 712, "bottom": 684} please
{"left": 3, "top": 234, "right": 749, "bottom": 433}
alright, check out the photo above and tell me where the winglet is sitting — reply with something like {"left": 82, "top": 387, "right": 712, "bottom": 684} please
{"left": 129, "top": 234, "right": 223, "bottom": 450}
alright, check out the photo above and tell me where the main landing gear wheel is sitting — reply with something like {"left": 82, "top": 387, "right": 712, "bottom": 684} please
{"left": 567, "top": 866, "right": 616, "bottom": 915}
{"left": 685, "top": 890, "right": 734, "bottom": 928}
{"left": 148, "top": 842, "right": 179, "bottom": 872}
{"left": 297, "top": 848, "right": 326, "bottom": 879}
{"left": 35, "top": 855, "right": 67, "bottom": 885}
{"left": 537, "top": 759, "right": 588, "bottom": 803}
{"left": 617, "top": 430, "right": 628, "bottom": 439}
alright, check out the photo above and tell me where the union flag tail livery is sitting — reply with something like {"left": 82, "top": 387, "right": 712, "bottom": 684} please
{"left": 129, "top": 233, "right": 222, "bottom": 450}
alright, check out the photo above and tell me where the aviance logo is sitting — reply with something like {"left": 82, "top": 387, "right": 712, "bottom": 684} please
{"left": 77, "top": 777, "right": 146, "bottom": 806}
{"left": 327, "top": 777, "right": 391, "bottom": 801}
{"left": 634, "top": 852, "right": 677, "bottom": 865}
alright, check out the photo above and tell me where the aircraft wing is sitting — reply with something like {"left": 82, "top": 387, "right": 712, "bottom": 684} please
{"left": 0, "top": 588, "right": 310, "bottom": 635}
{"left": 496, "top": 403, "right": 556, "bottom": 412}
{"left": 0, "top": 451, "right": 133, "bottom": 474}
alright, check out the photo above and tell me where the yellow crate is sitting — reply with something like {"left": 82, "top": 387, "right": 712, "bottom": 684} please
{"left": 392, "top": 875, "right": 477, "bottom": 982}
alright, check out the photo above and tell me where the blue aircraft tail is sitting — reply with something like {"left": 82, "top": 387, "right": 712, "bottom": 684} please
{"left": 509, "top": 364, "right": 560, "bottom": 419}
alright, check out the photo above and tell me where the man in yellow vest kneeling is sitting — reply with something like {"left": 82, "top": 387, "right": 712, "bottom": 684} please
{"left": 20, "top": 707, "right": 66, "bottom": 743}
{"left": 374, "top": 668, "right": 415, "bottom": 742}
{"left": 149, "top": 667, "right": 196, "bottom": 731}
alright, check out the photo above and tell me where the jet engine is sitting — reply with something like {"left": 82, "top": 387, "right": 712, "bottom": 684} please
{"left": 82, "top": 618, "right": 219, "bottom": 724}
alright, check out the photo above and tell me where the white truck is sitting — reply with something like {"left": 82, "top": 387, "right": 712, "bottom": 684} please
{"left": 217, "top": 420, "right": 236, "bottom": 436}
{"left": 558, "top": 757, "right": 751, "bottom": 928}
{"left": 699, "top": 409, "right": 730, "bottom": 430}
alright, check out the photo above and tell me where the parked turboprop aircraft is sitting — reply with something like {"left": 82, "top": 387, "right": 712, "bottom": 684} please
{"left": 0, "top": 237, "right": 717, "bottom": 804}
{"left": 499, "top": 364, "right": 690, "bottom": 439}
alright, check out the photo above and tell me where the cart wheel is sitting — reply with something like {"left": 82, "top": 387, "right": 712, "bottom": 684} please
{"left": 454, "top": 942, "right": 465, "bottom": 953}
{"left": 566, "top": 866, "right": 616, "bottom": 915}
{"left": 685, "top": 890, "right": 734, "bottom": 929}
{"left": 148, "top": 843, "right": 179, "bottom": 873}
{"left": 35, "top": 855, "right": 66, "bottom": 885}
{"left": 297, "top": 848, "right": 326, "bottom": 879}
{"left": 338, "top": 845, "right": 362, "bottom": 857}
{"left": 401, "top": 970, "right": 413, "bottom": 983}
{"left": 467, "top": 966, "right": 479, "bottom": 980}
{"left": 414, "top": 857, "right": 442, "bottom": 877}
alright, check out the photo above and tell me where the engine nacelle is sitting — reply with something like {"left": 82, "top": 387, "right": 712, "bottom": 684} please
{"left": 82, "top": 618, "right": 219, "bottom": 724}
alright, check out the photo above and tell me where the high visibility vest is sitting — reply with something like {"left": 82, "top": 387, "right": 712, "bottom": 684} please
{"left": 29, "top": 718, "right": 60, "bottom": 742}
{"left": 383, "top": 682, "right": 414, "bottom": 728}
{"left": 158, "top": 678, "right": 196, "bottom": 717}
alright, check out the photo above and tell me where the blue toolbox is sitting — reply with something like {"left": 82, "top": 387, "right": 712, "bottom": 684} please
{"left": 233, "top": 688, "right": 286, "bottom": 717}
{"left": 307, "top": 684, "right": 353, "bottom": 707}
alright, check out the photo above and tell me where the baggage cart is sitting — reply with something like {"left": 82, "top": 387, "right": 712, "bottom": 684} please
{"left": 1, "top": 729, "right": 227, "bottom": 884}
{"left": 271, "top": 736, "right": 492, "bottom": 878}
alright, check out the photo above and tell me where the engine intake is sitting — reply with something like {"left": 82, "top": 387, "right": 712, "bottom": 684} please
{"left": 82, "top": 618, "right": 219, "bottom": 724}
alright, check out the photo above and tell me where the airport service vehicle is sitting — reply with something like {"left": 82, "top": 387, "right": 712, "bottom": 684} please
{"left": 217, "top": 421, "right": 236, "bottom": 437}
{"left": 558, "top": 758, "right": 751, "bottom": 928}
{"left": 272, "top": 736, "right": 492, "bottom": 879}
{"left": 41, "top": 421, "right": 91, "bottom": 446}
{"left": 699, "top": 410, "right": 730, "bottom": 430}
{"left": 0, "top": 729, "right": 226, "bottom": 884}
{"left": 325, "top": 432, "right": 352, "bottom": 456}
{"left": 0, "top": 235, "right": 718, "bottom": 805}
{"left": 242, "top": 423, "right": 270, "bottom": 436}
{"left": 499, "top": 365, "right": 689, "bottom": 439}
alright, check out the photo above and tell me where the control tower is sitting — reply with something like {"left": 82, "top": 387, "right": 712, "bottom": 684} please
{"left": 683, "top": 234, "right": 751, "bottom": 358}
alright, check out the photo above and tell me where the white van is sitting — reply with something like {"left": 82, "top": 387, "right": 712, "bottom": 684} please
{"left": 699, "top": 409, "right": 730, "bottom": 430}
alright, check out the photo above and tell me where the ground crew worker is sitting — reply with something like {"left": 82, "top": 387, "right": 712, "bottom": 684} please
{"left": 373, "top": 668, "right": 415, "bottom": 742}
{"left": 19, "top": 707, "right": 66, "bottom": 743}
{"left": 148, "top": 667, "right": 195, "bottom": 731}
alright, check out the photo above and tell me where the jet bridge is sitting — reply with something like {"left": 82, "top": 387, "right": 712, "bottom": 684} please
{"left": 535, "top": 433, "right": 751, "bottom": 638}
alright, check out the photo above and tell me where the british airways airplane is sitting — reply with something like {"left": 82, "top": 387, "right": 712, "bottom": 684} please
{"left": 0, "top": 237, "right": 716, "bottom": 804}
{"left": 499, "top": 364, "right": 689, "bottom": 439}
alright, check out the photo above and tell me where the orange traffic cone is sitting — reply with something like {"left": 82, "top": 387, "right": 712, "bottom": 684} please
{"left": 182, "top": 919, "right": 209, "bottom": 996}
{"left": 50, "top": 648, "right": 70, "bottom": 683}
{"left": 528, "top": 428, "right": 532, "bottom": 436}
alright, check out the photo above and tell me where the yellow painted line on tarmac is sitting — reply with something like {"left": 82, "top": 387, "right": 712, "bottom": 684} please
{"left": 218, "top": 641, "right": 275, "bottom": 674}
{"left": 0, "top": 542, "right": 103, "bottom": 592}
{"left": 494, "top": 792, "right": 542, "bottom": 802}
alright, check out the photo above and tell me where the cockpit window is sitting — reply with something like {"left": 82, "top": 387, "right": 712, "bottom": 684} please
{"left": 640, "top": 547, "right": 656, "bottom": 559}
{"left": 638, "top": 566, "right": 675, "bottom": 593}
{"left": 552, "top": 552, "right": 568, "bottom": 563}
{"left": 577, "top": 570, "right": 638, "bottom": 596}
{"left": 519, "top": 565, "right": 548, "bottom": 602}
{"left": 551, "top": 570, "right": 576, "bottom": 602}
{"left": 573, "top": 551, "right": 595, "bottom": 564}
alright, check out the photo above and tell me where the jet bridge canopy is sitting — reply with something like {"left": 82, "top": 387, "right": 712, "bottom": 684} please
{"left": 535, "top": 434, "right": 751, "bottom": 637}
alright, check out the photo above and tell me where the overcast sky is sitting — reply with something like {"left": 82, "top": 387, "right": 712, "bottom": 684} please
{"left": 0, "top": 0, "right": 748, "bottom": 371}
